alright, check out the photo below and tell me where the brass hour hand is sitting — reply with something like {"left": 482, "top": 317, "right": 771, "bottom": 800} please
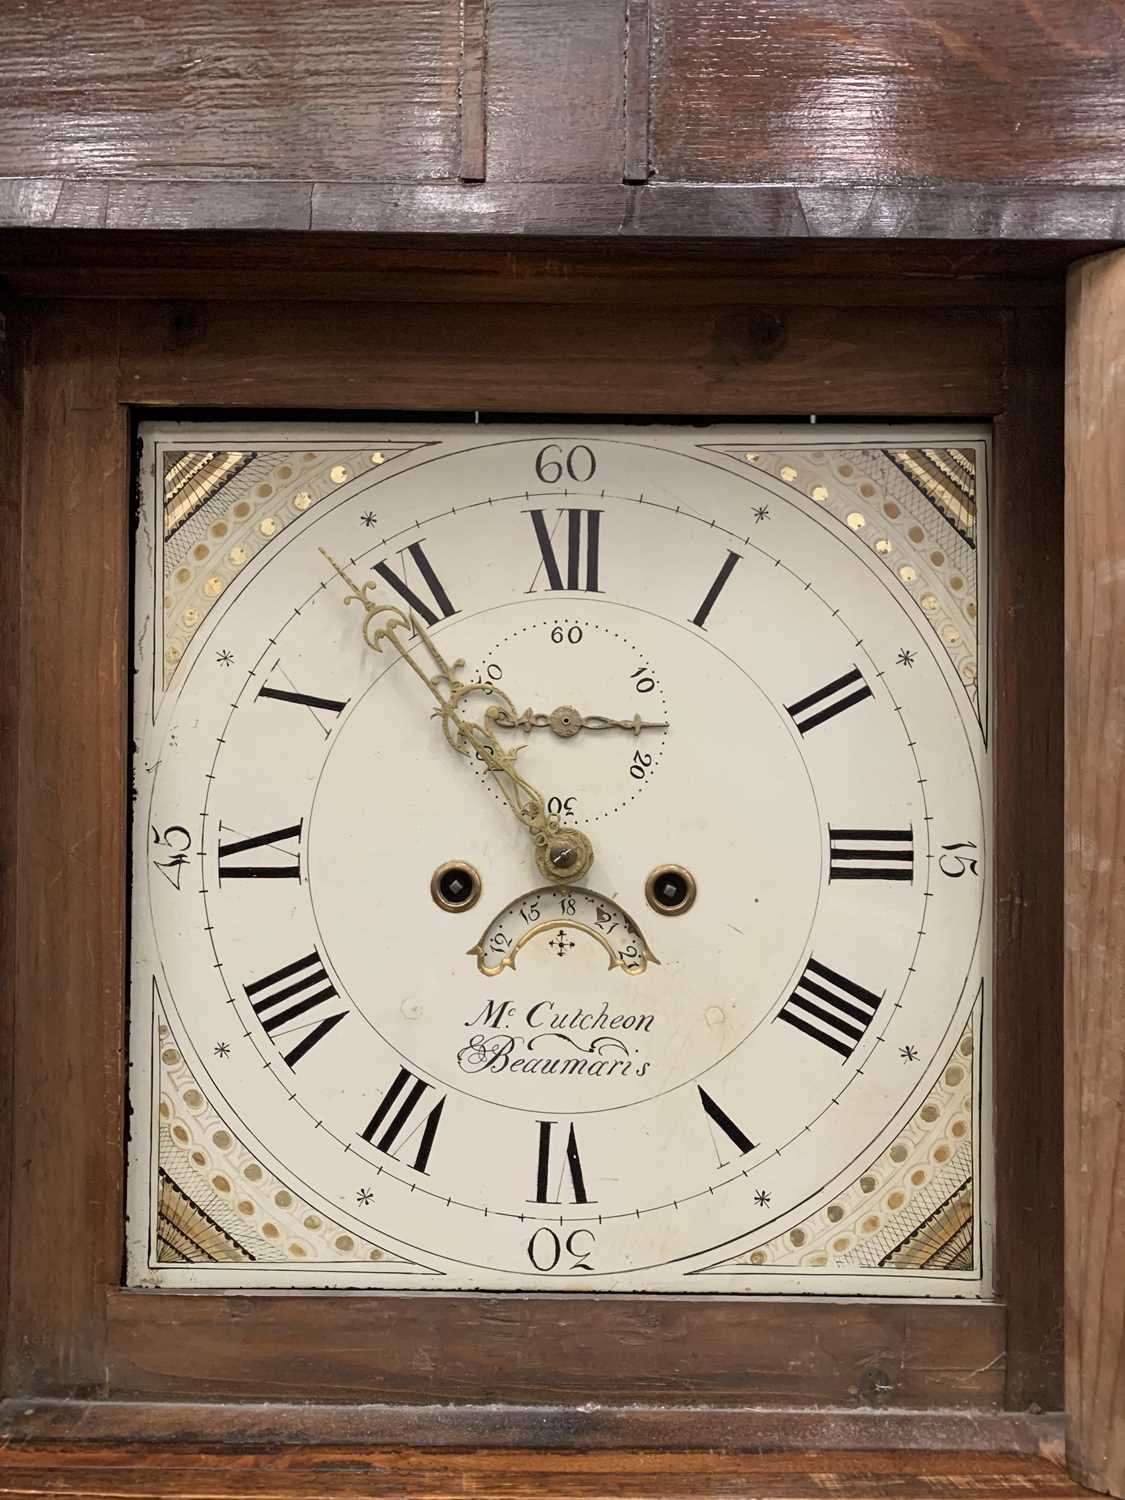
{"left": 488, "top": 704, "right": 669, "bottom": 739}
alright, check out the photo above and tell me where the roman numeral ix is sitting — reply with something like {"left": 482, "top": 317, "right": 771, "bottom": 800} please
{"left": 217, "top": 821, "right": 302, "bottom": 881}
{"left": 525, "top": 508, "right": 602, "bottom": 593}
{"left": 778, "top": 957, "right": 883, "bottom": 1060}
{"left": 244, "top": 949, "right": 348, "bottom": 1068}
{"left": 373, "top": 540, "right": 458, "bottom": 627}
{"left": 829, "top": 827, "right": 914, "bottom": 882}
{"left": 786, "top": 666, "right": 873, "bottom": 735}
{"left": 361, "top": 1067, "right": 446, "bottom": 1175}
{"left": 533, "top": 1119, "right": 590, "bottom": 1203}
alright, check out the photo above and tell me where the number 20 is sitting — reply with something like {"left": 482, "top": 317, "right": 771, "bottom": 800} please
{"left": 528, "top": 1227, "right": 596, "bottom": 1271}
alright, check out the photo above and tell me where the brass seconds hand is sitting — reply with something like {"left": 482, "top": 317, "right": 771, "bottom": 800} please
{"left": 320, "top": 550, "right": 594, "bottom": 883}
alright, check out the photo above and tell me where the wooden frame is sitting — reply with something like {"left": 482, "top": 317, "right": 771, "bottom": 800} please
{"left": 1, "top": 276, "right": 1063, "bottom": 1430}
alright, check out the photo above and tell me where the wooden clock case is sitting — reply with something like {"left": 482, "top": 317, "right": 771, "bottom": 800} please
{"left": 0, "top": 233, "right": 1069, "bottom": 1451}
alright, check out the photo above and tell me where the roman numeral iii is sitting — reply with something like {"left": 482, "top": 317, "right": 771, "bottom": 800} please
{"left": 533, "top": 1119, "right": 590, "bottom": 1203}
{"left": 786, "top": 666, "right": 873, "bottom": 735}
{"left": 244, "top": 949, "right": 348, "bottom": 1068}
{"left": 778, "top": 957, "right": 883, "bottom": 1060}
{"left": 361, "top": 1067, "right": 446, "bottom": 1175}
{"left": 829, "top": 827, "right": 914, "bottom": 882}
{"left": 373, "top": 540, "right": 458, "bottom": 627}
{"left": 525, "top": 508, "right": 603, "bottom": 593}
{"left": 217, "top": 822, "right": 302, "bottom": 881}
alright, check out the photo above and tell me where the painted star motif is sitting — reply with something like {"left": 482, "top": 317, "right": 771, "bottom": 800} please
{"left": 360, "top": 511, "right": 378, "bottom": 527}
{"left": 213, "top": 1041, "right": 231, "bottom": 1059}
{"left": 897, "top": 648, "right": 917, "bottom": 668}
{"left": 216, "top": 649, "right": 234, "bottom": 667}
{"left": 356, "top": 1187, "right": 374, "bottom": 1206}
{"left": 900, "top": 1044, "right": 919, "bottom": 1062}
{"left": 754, "top": 1189, "right": 771, "bottom": 1207}
{"left": 753, "top": 505, "right": 770, "bottom": 523}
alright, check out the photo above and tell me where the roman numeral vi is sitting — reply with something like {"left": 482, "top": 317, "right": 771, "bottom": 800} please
{"left": 533, "top": 1119, "right": 590, "bottom": 1203}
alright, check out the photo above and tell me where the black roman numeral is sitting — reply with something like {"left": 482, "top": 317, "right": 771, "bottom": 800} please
{"left": 361, "top": 1067, "right": 446, "bottom": 1175}
{"left": 244, "top": 949, "right": 347, "bottom": 1068}
{"left": 778, "top": 957, "right": 883, "bottom": 1060}
{"left": 786, "top": 667, "right": 873, "bottom": 735}
{"left": 525, "top": 508, "right": 602, "bottom": 593}
{"left": 698, "top": 1086, "right": 755, "bottom": 1156}
{"left": 373, "top": 540, "right": 457, "bottom": 627}
{"left": 691, "top": 549, "right": 742, "bottom": 629}
{"left": 829, "top": 827, "right": 914, "bottom": 882}
{"left": 218, "top": 822, "right": 302, "bottom": 881}
{"left": 257, "top": 684, "right": 348, "bottom": 715}
{"left": 533, "top": 1119, "right": 590, "bottom": 1203}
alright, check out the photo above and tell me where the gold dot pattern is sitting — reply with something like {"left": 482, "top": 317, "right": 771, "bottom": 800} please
{"left": 718, "top": 1018, "right": 976, "bottom": 1275}
{"left": 153, "top": 1017, "right": 424, "bottom": 1271}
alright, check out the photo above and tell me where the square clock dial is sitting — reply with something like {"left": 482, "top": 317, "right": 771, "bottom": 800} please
{"left": 127, "top": 423, "right": 991, "bottom": 1296}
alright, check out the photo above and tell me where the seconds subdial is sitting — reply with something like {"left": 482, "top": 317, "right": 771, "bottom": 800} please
{"left": 470, "top": 617, "right": 669, "bottom": 825}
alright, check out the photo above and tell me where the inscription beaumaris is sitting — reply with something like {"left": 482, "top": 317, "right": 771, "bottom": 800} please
{"left": 459, "top": 998, "right": 654, "bottom": 1078}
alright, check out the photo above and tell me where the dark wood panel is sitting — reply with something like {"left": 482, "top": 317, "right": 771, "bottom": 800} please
{"left": 4, "top": 304, "right": 127, "bottom": 1397}
{"left": 0, "top": 1398, "right": 1066, "bottom": 1453}
{"left": 0, "top": 0, "right": 461, "bottom": 183}
{"left": 485, "top": 0, "right": 626, "bottom": 182}
{"left": 0, "top": 231, "right": 1086, "bottom": 306}
{"left": 114, "top": 299, "right": 1005, "bottom": 414}
{"left": 105, "top": 1290, "right": 1007, "bottom": 1406}
{"left": 3, "top": 181, "right": 1125, "bottom": 240}
{"left": 991, "top": 311, "right": 1065, "bottom": 1411}
{"left": 0, "top": 1446, "right": 1084, "bottom": 1500}
{"left": 0, "top": 297, "right": 23, "bottom": 1394}
{"left": 651, "top": 0, "right": 1125, "bottom": 188}
{"left": 1064, "top": 249, "right": 1125, "bottom": 1499}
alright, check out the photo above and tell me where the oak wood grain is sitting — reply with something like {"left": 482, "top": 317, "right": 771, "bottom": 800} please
{"left": 113, "top": 298, "right": 1005, "bottom": 415}
{"left": 650, "top": 0, "right": 1125, "bottom": 188}
{"left": 991, "top": 310, "right": 1065, "bottom": 1412}
{"left": 459, "top": 0, "right": 488, "bottom": 182}
{"left": 0, "top": 232, "right": 1085, "bottom": 307}
{"left": 4, "top": 303, "right": 127, "bottom": 1397}
{"left": 0, "top": 0, "right": 461, "bottom": 184}
{"left": 484, "top": 0, "right": 626, "bottom": 183}
{"left": 0, "top": 1446, "right": 1085, "bottom": 1500}
{"left": 0, "top": 296, "right": 23, "bottom": 1396}
{"left": 1064, "top": 249, "right": 1125, "bottom": 1499}
{"left": 0, "top": 1398, "right": 1067, "bottom": 1454}
{"left": 623, "top": 0, "right": 652, "bottom": 184}
{"left": 104, "top": 1290, "right": 1007, "bottom": 1407}
{"left": 3, "top": 182, "right": 1124, "bottom": 240}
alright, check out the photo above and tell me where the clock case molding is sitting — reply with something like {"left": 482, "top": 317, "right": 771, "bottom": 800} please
{"left": 0, "top": 246, "right": 1063, "bottom": 1445}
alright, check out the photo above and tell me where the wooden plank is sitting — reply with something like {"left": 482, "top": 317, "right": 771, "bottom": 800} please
{"left": 459, "top": 0, "right": 488, "bottom": 181}
{"left": 3, "top": 304, "right": 126, "bottom": 1397}
{"left": 1, "top": 182, "right": 1123, "bottom": 240}
{"left": 0, "top": 1399, "right": 1067, "bottom": 1454}
{"left": 0, "top": 1446, "right": 1084, "bottom": 1500}
{"left": 1064, "top": 249, "right": 1125, "bottom": 1498}
{"left": 0, "top": 0, "right": 461, "bottom": 184}
{"left": 650, "top": 0, "right": 1125, "bottom": 188}
{"left": 104, "top": 1289, "right": 1006, "bottom": 1406}
{"left": 991, "top": 310, "right": 1065, "bottom": 1411}
{"left": 115, "top": 298, "right": 1005, "bottom": 415}
{"left": 483, "top": 0, "right": 626, "bottom": 182}
{"left": 0, "top": 232, "right": 1085, "bottom": 306}
{"left": 623, "top": 0, "right": 652, "bottom": 184}
{"left": 0, "top": 295, "right": 24, "bottom": 1394}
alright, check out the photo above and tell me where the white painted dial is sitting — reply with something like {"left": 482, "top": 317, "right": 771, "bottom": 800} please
{"left": 130, "top": 425, "right": 989, "bottom": 1292}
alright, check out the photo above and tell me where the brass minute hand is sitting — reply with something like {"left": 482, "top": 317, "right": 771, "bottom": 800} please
{"left": 320, "top": 550, "right": 593, "bottom": 882}
{"left": 488, "top": 705, "right": 668, "bottom": 739}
